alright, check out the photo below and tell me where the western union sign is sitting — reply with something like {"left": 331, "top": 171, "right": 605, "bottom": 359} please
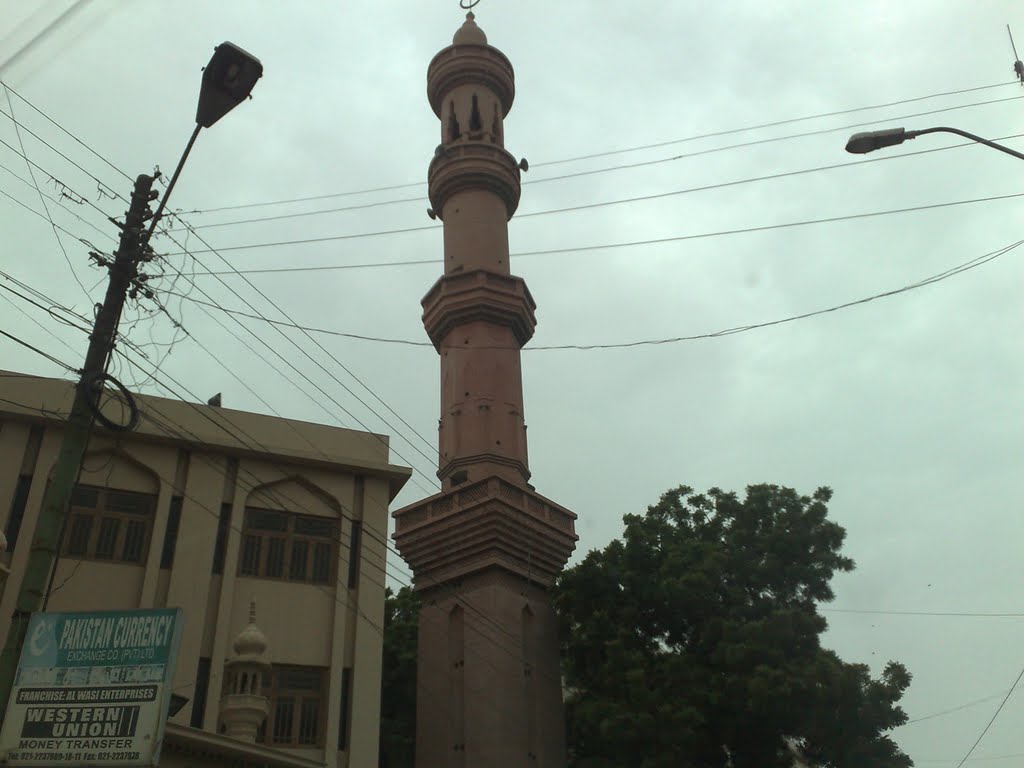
{"left": 0, "top": 609, "right": 182, "bottom": 766}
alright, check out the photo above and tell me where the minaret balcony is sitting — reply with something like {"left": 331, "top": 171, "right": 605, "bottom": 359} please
{"left": 428, "top": 142, "right": 522, "bottom": 219}
{"left": 422, "top": 268, "right": 537, "bottom": 350}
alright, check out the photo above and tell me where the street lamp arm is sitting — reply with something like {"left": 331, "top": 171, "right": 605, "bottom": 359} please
{"left": 907, "top": 127, "right": 1024, "bottom": 162}
{"left": 144, "top": 123, "right": 203, "bottom": 241}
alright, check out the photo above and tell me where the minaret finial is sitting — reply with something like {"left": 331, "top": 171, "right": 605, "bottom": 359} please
{"left": 460, "top": 0, "right": 481, "bottom": 9}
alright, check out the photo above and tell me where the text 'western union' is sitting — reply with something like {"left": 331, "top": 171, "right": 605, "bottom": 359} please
{"left": 58, "top": 615, "right": 174, "bottom": 651}
{"left": 22, "top": 706, "right": 139, "bottom": 739}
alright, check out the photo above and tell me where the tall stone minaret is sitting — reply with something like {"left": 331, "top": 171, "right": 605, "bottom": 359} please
{"left": 393, "top": 11, "right": 578, "bottom": 768}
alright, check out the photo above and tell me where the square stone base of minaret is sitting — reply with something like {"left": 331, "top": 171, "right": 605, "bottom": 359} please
{"left": 392, "top": 476, "right": 577, "bottom": 767}
{"left": 415, "top": 568, "right": 567, "bottom": 767}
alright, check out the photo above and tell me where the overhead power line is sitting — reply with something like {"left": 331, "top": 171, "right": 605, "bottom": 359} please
{"left": 0, "top": 328, "right": 78, "bottom": 373}
{"left": 0, "top": 0, "right": 92, "bottom": 74}
{"left": 902, "top": 690, "right": 1013, "bottom": 727}
{"left": 825, "top": 607, "right": 1024, "bottom": 618}
{"left": 171, "top": 129, "right": 1024, "bottom": 232}
{"left": 182, "top": 81, "right": 1017, "bottom": 215}
{"left": 167, "top": 236, "right": 1022, "bottom": 352}
{"left": 0, "top": 78, "right": 132, "bottom": 182}
{"left": 174, "top": 190, "right": 1024, "bottom": 261}
{"left": 1, "top": 96, "right": 444, "bottom": 488}
{"left": 952, "top": 663, "right": 1024, "bottom": 768}
{"left": 2, "top": 85, "right": 91, "bottom": 298}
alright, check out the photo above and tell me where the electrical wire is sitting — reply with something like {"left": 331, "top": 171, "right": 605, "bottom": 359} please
{"left": 902, "top": 690, "right": 1012, "bottom": 727}
{"left": 157, "top": 217, "right": 443, "bottom": 480}
{"left": 9, "top": 70, "right": 1024, "bottom": 741}
{"left": 162, "top": 236, "right": 1024, "bottom": 352}
{"left": 824, "top": 607, "right": 1024, "bottom": 618}
{"left": 181, "top": 81, "right": 1017, "bottom": 215}
{"left": 0, "top": 106, "right": 122, "bottom": 204}
{"left": 170, "top": 130, "right": 1024, "bottom": 232}
{"left": 0, "top": 78, "right": 132, "bottom": 183}
{"left": 96, "top": 357, "right": 565, "bottom": 718}
{"left": 952, "top": 663, "right": 1024, "bottom": 768}
{"left": 0, "top": 99, "right": 446, "bottom": 489}
{"left": 0, "top": 159, "right": 118, "bottom": 243}
{"left": 0, "top": 328, "right": 78, "bottom": 373}
{"left": 0, "top": 0, "right": 92, "bottom": 74}
{"left": 2, "top": 85, "right": 91, "bottom": 299}
{"left": 176, "top": 190, "right": 1024, "bottom": 262}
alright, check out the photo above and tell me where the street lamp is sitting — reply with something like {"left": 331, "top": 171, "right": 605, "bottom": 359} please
{"left": 146, "top": 41, "right": 263, "bottom": 238}
{"left": 845, "top": 126, "right": 1024, "bottom": 162}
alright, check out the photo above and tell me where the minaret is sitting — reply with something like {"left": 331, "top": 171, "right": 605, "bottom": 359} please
{"left": 393, "top": 12, "right": 578, "bottom": 768}
{"left": 220, "top": 602, "right": 271, "bottom": 742}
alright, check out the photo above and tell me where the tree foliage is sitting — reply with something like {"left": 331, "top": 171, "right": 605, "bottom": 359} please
{"left": 379, "top": 586, "right": 418, "bottom": 768}
{"left": 554, "top": 484, "right": 912, "bottom": 768}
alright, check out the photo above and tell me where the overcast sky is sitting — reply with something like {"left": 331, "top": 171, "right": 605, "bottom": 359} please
{"left": 2, "top": 1, "right": 1023, "bottom": 764}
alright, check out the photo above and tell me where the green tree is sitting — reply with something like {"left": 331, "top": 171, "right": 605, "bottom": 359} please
{"left": 379, "top": 585, "right": 418, "bottom": 768}
{"left": 554, "top": 484, "right": 912, "bottom": 768}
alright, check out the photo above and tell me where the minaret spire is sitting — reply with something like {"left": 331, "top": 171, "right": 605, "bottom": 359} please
{"left": 393, "top": 13, "right": 578, "bottom": 768}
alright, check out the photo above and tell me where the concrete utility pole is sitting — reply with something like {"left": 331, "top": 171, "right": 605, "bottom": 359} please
{"left": 0, "top": 172, "right": 157, "bottom": 719}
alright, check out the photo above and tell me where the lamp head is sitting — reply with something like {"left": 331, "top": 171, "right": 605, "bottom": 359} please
{"left": 196, "top": 42, "right": 263, "bottom": 128}
{"left": 846, "top": 128, "right": 908, "bottom": 154}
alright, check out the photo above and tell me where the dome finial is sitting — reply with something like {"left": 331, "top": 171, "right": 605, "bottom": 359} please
{"left": 249, "top": 599, "right": 256, "bottom": 625}
{"left": 453, "top": 7, "right": 487, "bottom": 45}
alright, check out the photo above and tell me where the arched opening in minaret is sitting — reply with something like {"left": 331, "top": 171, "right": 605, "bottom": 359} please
{"left": 491, "top": 103, "right": 501, "bottom": 143}
{"left": 448, "top": 100, "right": 461, "bottom": 142}
{"left": 469, "top": 93, "right": 482, "bottom": 132}
{"left": 522, "top": 604, "right": 538, "bottom": 759}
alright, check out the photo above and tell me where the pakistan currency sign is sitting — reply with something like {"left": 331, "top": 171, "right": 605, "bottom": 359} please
{"left": 0, "top": 609, "right": 183, "bottom": 767}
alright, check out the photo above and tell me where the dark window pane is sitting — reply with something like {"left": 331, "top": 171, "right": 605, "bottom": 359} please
{"left": 299, "top": 697, "right": 320, "bottom": 745}
{"left": 71, "top": 486, "right": 98, "bottom": 508}
{"left": 272, "top": 697, "right": 294, "bottom": 744}
{"left": 122, "top": 519, "right": 147, "bottom": 563}
{"left": 160, "top": 496, "right": 183, "bottom": 569}
{"left": 65, "top": 514, "right": 93, "bottom": 556}
{"left": 289, "top": 540, "right": 308, "bottom": 581}
{"left": 256, "top": 718, "right": 266, "bottom": 743}
{"left": 294, "top": 516, "right": 334, "bottom": 538}
{"left": 106, "top": 490, "right": 151, "bottom": 515}
{"left": 4, "top": 474, "right": 32, "bottom": 552}
{"left": 240, "top": 535, "right": 261, "bottom": 576}
{"left": 279, "top": 667, "right": 322, "bottom": 691}
{"left": 247, "top": 508, "right": 288, "bottom": 532}
{"left": 338, "top": 667, "right": 352, "bottom": 750}
{"left": 312, "top": 542, "right": 332, "bottom": 585}
{"left": 266, "top": 538, "right": 285, "bottom": 578}
{"left": 212, "top": 502, "right": 231, "bottom": 574}
{"left": 347, "top": 521, "right": 362, "bottom": 589}
{"left": 94, "top": 518, "right": 120, "bottom": 559}
{"left": 191, "top": 658, "right": 211, "bottom": 728}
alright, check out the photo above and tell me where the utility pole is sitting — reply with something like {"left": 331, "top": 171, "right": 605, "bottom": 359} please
{"left": 0, "top": 40, "right": 262, "bottom": 724}
{"left": 0, "top": 173, "right": 157, "bottom": 720}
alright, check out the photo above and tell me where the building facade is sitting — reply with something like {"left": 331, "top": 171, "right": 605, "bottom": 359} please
{"left": 0, "top": 371, "right": 410, "bottom": 767}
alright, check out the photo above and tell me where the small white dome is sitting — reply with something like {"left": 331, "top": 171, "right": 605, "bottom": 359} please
{"left": 232, "top": 602, "right": 269, "bottom": 659}
{"left": 453, "top": 11, "right": 487, "bottom": 45}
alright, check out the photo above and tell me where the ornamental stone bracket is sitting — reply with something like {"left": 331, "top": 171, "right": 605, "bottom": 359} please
{"left": 392, "top": 475, "right": 578, "bottom": 590}
{"left": 422, "top": 268, "right": 537, "bottom": 350}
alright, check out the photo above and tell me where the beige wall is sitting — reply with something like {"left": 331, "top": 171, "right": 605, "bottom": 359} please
{"left": 0, "top": 372, "right": 411, "bottom": 768}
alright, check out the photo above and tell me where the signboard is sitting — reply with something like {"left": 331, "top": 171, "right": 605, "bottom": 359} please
{"left": 0, "top": 609, "right": 183, "bottom": 766}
